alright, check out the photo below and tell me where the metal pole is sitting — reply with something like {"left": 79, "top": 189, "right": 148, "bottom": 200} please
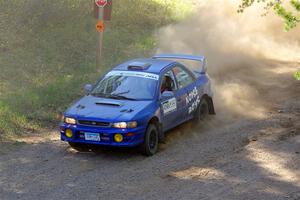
{"left": 97, "top": 7, "right": 104, "bottom": 67}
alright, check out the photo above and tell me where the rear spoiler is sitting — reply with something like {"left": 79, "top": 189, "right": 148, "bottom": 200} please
{"left": 152, "top": 54, "right": 207, "bottom": 74}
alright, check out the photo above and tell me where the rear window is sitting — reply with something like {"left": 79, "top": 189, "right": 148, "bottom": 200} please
{"left": 172, "top": 66, "right": 194, "bottom": 89}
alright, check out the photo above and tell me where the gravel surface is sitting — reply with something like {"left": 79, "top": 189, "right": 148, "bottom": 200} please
{"left": 0, "top": 61, "right": 299, "bottom": 200}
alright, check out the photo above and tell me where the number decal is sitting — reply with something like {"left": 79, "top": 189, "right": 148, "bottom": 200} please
{"left": 162, "top": 98, "right": 177, "bottom": 115}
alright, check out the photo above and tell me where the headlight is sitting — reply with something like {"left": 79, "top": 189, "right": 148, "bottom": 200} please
{"left": 64, "top": 117, "right": 76, "bottom": 125}
{"left": 113, "top": 121, "right": 137, "bottom": 129}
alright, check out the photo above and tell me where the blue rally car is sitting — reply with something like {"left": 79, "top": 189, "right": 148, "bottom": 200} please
{"left": 60, "top": 54, "right": 215, "bottom": 156}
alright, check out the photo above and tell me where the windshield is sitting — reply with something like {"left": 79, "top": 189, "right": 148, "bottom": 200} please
{"left": 91, "top": 71, "right": 159, "bottom": 100}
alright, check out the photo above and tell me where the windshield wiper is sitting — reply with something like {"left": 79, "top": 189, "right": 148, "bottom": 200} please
{"left": 109, "top": 90, "right": 136, "bottom": 100}
{"left": 112, "top": 90, "right": 130, "bottom": 96}
{"left": 91, "top": 91, "right": 136, "bottom": 100}
{"left": 108, "top": 94, "right": 137, "bottom": 101}
{"left": 90, "top": 92, "right": 107, "bottom": 98}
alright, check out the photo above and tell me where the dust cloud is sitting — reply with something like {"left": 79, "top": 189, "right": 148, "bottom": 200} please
{"left": 156, "top": 0, "right": 300, "bottom": 120}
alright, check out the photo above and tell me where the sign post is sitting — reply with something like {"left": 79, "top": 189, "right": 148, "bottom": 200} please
{"left": 95, "top": 0, "right": 107, "bottom": 66}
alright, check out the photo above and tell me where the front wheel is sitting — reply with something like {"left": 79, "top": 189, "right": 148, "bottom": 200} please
{"left": 140, "top": 124, "right": 159, "bottom": 156}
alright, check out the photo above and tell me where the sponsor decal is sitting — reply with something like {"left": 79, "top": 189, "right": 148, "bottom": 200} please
{"left": 186, "top": 87, "right": 200, "bottom": 114}
{"left": 162, "top": 97, "right": 177, "bottom": 115}
{"left": 106, "top": 71, "right": 159, "bottom": 80}
{"left": 188, "top": 96, "right": 200, "bottom": 114}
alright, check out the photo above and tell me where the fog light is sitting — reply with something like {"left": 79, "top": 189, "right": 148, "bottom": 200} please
{"left": 114, "top": 133, "right": 123, "bottom": 143}
{"left": 65, "top": 129, "right": 73, "bottom": 138}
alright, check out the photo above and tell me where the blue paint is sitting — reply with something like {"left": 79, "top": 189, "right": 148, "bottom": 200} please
{"left": 60, "top": 54, "right": 214, "bottom": 149}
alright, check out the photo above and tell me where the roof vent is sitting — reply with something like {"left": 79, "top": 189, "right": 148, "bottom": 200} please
{"left": 127, "top": 62, "right": 151, "bottom": 70}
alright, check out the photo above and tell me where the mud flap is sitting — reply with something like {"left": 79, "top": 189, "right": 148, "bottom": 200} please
{"left": 208, "top": 97, "right": 216, "bottom": 115}
{"left": 158, "top": 123, "right": 165, "bottom": 143}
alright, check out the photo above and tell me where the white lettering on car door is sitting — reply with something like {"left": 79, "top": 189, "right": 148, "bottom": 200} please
{"left": 186, "top": 87, "right": 200, "bottom": 114}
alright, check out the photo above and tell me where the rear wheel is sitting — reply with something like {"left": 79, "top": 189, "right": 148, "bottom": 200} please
{"left": 194, "top": 98, "right": 209, "bottom": 122}
{"left": 140, "top": 124, "right": 159, "bottom": 156}
{"left": 68, "top": 142, "right": 90, "bottom": 152}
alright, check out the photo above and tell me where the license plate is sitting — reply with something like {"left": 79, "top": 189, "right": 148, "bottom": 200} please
{"left": 84, "top": 132, "right": 100, "bottom": 141}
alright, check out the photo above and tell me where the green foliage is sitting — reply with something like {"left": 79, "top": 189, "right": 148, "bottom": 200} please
{"left": 274, "top": 2, "right": 300, "bottom": 30}
{"left": 238, "top": 0, "right": 300, "bottom": 31}
{"left": 0, "top": 100, "right": 39, "bottom": 137}
{"left": 291, "top": 0, "right": 300, "bottom": 10}
{"left": 0, "top": 0, "right": 194, "bottom": 137}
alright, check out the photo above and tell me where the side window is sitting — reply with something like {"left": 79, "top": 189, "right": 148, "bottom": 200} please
{"left": 172, "top": 66, "right": 194, "bottom": 89}
{"left": 160, "top": 70, "right": 177, "bottom": 93}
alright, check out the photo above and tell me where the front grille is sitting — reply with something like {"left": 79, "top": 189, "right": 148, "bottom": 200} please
{"left": 78, "top": 120, "right": 110, "bottom": 127}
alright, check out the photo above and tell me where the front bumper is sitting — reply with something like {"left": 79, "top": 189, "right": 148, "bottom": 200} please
{"left": 60, "top": 123, "right": 146, "bottom": 147}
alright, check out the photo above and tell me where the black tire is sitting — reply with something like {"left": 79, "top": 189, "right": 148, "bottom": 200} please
{"left": 68, "top": 142, "right": 90, "bottom": 152}
{"left": 194, "top": 97, "right": 210, "bottom": 122}
{"left": 140, "top": 124, "right": 159, "bottom": 156}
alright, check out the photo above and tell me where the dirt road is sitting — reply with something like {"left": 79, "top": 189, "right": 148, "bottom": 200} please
{"left": 0, "top": 59, "right": 299, "bottom": 200}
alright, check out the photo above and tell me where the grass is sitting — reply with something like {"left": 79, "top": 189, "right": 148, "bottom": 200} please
{"left": 0, "top": 0, "right": 194, "bottom": 138}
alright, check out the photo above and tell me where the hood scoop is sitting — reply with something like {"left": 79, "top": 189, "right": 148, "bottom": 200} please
{"left": 95, "top": 101, "right": 122, "bottom": 107}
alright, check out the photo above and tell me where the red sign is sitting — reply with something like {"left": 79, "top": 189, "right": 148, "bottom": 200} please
{"left": 95, "top": 0, "right": 107, "bottom": 8}
{"left": 94, "top": 0, "right": 112, "bottom": 20}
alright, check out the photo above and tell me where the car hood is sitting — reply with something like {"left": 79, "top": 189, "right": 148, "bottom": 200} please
{"left": 65, "top": 95, "right": 153, "bottom": 121}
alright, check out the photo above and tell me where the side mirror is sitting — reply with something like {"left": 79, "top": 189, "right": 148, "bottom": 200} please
{"left": 84, "top": 84, "right": 93, "bottom": 94}
{"left": 161, "top": 91, "right": 174, "bottom": 100}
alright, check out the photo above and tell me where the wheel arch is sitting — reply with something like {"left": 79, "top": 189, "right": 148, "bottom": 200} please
{"left": 147, "top": 116, "right": 164, "bottom": 142}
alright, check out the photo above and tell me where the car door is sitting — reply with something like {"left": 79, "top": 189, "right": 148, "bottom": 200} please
{"left": 159, "top": 69, "right": 183, "bottom": 131}
{"left": 172, "top": 65, "right": 197, "bottom": 121}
